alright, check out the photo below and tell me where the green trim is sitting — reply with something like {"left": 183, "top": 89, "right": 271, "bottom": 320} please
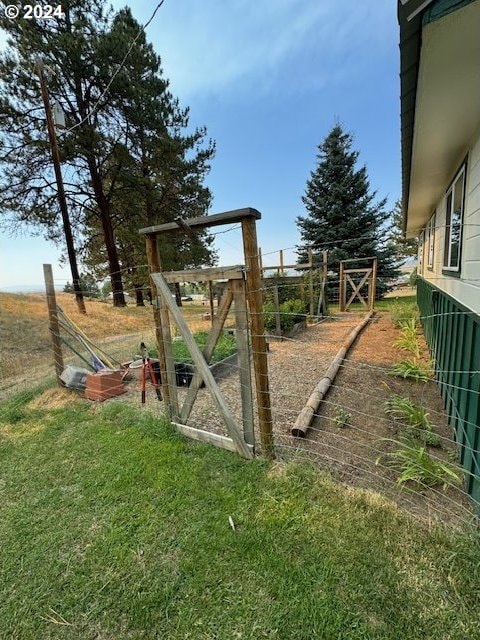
{"left": 423, "top": 0, "right": 475, "bottom": 25}
{"left": 416, "top": 277, "right": 480, "bottom": 506}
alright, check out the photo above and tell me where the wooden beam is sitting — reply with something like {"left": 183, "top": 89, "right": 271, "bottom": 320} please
{"left": 139, "top": 208, "right": 261, "bottom": 236}
{"left": 172, "top": 422, "right": 254, "bottom": 455}
{"left": 241, "top": 217, "right": 274, "bottom": 458}
{"left": 341, "top": 256, "right": 377, "bottom": 264}
{"left": 208, "top": 280, "right": 215, "bottom": 326}
{"left": 370, "top": 258, "right": 378, "bottom": 311}
{"left": 308, "top": 247, "right": 313, "bottom": 317}
{"left": 152, "top": 272, "right": 253, "bottom": 459}
{"left": 145, "top": 235, "right": 178, "bottom": 418}
{"left": 179, "top": 285, "right": 234, "bottom": 425}
{"left": 339, "top": 261, "right": 345, "bottom": 312}
{"left": 292, "top": 311, "right": 374, "bottom": 437}
{"left": 272, "top": 284, "right": 282, "bottom": 337}
{"left": 43, "top": 264, "right": 64, "bottom": 383}
{"left": 162, "top": 265, "right": 245, "bottom": 284}
{"left": 343, "top": 268, "right": 372, "bottom": 274}
{"left": 261, "top": 262, "right": 311, "bottom": 271}
{"left": 232, "top": 279, "right": 255, "bottom": 448}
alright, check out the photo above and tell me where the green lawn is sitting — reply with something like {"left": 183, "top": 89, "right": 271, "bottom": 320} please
{"left": 1, "top": 385, "right": 479, "bottom": 639}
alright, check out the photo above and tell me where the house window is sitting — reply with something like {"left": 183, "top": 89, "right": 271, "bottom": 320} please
{"left": 443, "top": 165, "right": 465, "bottom": 271}
{"left": 427, "top": 213, "right": 435, "bottom": 269}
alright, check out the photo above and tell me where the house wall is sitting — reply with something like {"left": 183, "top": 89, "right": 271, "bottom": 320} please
{"left": 418, "top": 129, "right": 480, "bottom": 314}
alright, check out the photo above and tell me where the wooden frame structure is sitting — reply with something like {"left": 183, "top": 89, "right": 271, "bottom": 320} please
{"left": 260, "top": 248, "right": 329, "bottom": 328}
{"left": 139, "top": 208, "right": 274, "bottom": 459}
{"left": 339, "top": 257, "right": 377, "bottom": 312}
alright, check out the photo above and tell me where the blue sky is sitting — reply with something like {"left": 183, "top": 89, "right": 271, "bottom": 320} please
{"left": 0, "top": 0, "right": 400, "bottom": 290}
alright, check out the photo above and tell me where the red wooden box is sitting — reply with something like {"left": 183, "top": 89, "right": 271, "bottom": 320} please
{"left": 84, "top": 370, "right": 126, "bottom": 402}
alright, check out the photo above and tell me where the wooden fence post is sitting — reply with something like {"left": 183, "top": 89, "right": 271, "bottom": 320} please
{"left": 273, "top": 284, "right": 282, "bottom": 337}
{"left": 370, "top": 257, "right": 378, "bottom": 311}
{"left": 232, "top": 278, "right": 255, "bottom": 447}
{"left": 43, "top": 264, "right": 64, "bottom": 383}
{"left": 145, "top": 234, "right": 178, "bottom": 418}
{"left": 241, "top": 217, "right": 274, "bottom": 458}
{"left": 308, "top": 247, "right": 314, "bottom": 317}
{"left": 208, "top": 280, "right": 215, "bottom": 325}
{"left": 339, "top": 261, "right": 345, "bottom": 312}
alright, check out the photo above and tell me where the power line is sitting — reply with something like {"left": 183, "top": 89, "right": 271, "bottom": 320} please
{"left": 60, "top": 1, "right": 166, "bottom": 136}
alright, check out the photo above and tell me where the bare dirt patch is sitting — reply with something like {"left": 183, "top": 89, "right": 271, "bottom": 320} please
{"left": 290, "top": 312, "right": 473, "bottom": 525}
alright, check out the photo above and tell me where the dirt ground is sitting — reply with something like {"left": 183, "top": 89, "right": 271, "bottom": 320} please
{"left": 276, "top": 313, "right": 474, "bottom": 526}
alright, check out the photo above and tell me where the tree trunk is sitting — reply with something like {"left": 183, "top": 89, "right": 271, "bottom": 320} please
{"left": 87, "top": 159, "right": 126, "bottom": 307}
{"left": 135, "top": 285, "right": 145, "bottom": 306}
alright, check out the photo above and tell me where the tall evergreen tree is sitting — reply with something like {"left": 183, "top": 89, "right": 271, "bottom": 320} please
{"left": 389, "top": 199, "right": 418, "bottom": 261}
{"left": 297, "top": 124, "right": 399, "bottom": 296}
{"left": 0, "top": 2, "right": 215, "bottom": 305}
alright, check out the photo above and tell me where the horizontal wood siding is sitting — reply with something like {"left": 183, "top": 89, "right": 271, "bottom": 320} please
{"left": 417, "top": 277, "right": 480, "bottom": 506}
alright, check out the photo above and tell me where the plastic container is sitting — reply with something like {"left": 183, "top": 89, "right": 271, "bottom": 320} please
{"left": 60, "top": 365, "right": 90, "bottom": 390}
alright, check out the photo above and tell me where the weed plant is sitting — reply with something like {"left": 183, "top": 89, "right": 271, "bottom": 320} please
{"left": 384, "top": 395, "right": 440, "bottom": 446}
{"left": 148, "top": 330, "right": 237, "bottom": 364}
{"left": 390, "top": 301, "right": 419, "bottom": 329}
{"left": 333, "top": 406, "right": 351, "bottom": 428}
{"left": 390, "top": 359, "right": 430, "bottom": 382}
{"left": 379, "top": 439, "right": 462, "bottom": 490}
{"left": 393, "top": 319, "right": 420, "bottom": 357}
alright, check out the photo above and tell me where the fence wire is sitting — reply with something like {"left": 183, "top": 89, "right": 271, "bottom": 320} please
{"left": 1, "top": 260, "right": 479, "bottom": 529}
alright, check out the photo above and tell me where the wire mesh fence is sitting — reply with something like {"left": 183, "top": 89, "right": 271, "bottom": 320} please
{"left": 1, "top": 251, "right": 479, "bottom": 528}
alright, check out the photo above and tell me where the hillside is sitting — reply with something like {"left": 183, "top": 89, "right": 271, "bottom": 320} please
{"left": 0, "top": 292, "right": 155, "bottom": 380}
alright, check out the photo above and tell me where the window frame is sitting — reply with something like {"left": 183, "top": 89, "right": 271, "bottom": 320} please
{"left": 442, "top": 163, "right": 466, "bottom": 275}
{"left": 418, "top": 229, "right": 425, "bottom": 275}
{"left": 426, "top": 212, "right": 435, "bottom": 271}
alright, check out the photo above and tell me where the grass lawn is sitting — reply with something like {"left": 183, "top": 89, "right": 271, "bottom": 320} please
{"left": 1, "top": 385, "right": 480, "bottom": 639}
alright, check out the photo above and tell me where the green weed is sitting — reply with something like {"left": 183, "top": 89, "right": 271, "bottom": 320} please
{"left": 390, "top": 301, "right": 419, "bottom": 329}
{"left": 390, "top": 359, "right": 430, "bottom": 382}
{"left": 393, "top": 318, "right": 420, "bottom": 357}
{"left": 333, "top": 406, "right": 352, "bottom": 428}
{"left": 384, "top": 395, "right": 440, "bottom": 446}
{"left": 379, "top": 439, "right": 462, "bottom": 489}
{"left": 148, "top": 330, "right": 237, "bottom": 364}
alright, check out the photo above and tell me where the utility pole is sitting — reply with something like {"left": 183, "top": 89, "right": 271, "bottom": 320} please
{"left": 36, "top": 58, "right": 87, "bottom": 315}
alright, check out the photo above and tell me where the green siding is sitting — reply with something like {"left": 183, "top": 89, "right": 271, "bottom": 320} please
{"left": 417, "top": 277, "right": 480, "bottom": 506}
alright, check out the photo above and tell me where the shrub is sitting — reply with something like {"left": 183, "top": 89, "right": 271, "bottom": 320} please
{"left": 263, "top": 298, "right": 306, "bottom": 333}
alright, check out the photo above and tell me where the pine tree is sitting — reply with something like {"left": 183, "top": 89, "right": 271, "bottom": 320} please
{"left": 389, "top": 199, "right": 418, "bottom": 261}
{"left": 0, "top": 2, "right": 215, "bottom": 306}
{"left": 297, "top": 124, "right": 399, "bottom": 297}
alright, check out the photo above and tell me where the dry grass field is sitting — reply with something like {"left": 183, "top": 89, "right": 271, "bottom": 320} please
{"left": 0, "top": 292, "right": 219, "bottom": 388}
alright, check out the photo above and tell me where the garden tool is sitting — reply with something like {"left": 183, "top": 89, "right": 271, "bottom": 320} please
{"left": 140, "top": 342, "right": 162, "bottom": 403}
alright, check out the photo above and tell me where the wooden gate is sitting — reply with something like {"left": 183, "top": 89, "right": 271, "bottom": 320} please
{"left": 151, "top": 268, "right": 254, "bottom": 459}
{"left": 139, "top": 207, "right": 275, "bottom": 459}
{"left": 339, "top": 257, "right": 377, "bottom": 311}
